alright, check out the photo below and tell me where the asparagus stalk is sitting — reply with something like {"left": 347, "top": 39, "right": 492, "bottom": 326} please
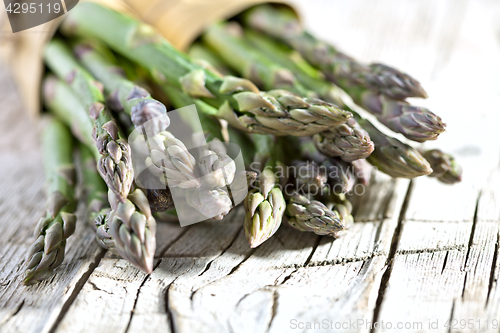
{"left": 322, "top": 157, "right": 356, "bottom": 195}
{"left": 107, "top": 189, "right": 156, "bottom": 273}
{"left": 43, "top": 77, "right": 157, "bottom": 273}
{"left": 243, "top": 136, "right": 286, "bottom": 248}
{"left": 290, "top": 160, "right": 328, "bottom": 196}
{"left": 44, "top": 40, "right": 133, "bottom": 202}
{"left": 341, "top": 87, "right": 445, "bottom": 142}
{"left": 61, "top": 2, "right": 352, "bottom": 137}
{"left": 80, "top": 143, "right": 108, "bottom": 225}
{"left": 79, "top": 143, "right": 113, "bottom": 249}
{"left": 422, "top": 149, "right": 462, "bottom": 184}
{"left": 202, "top": 22, "right": 313, "bottom": 97}
{"left": 243, "top": 29, "right": 344, "bottom": 105}
{"left": 244, "top": 166, "right": 286, "bottom": 248}
{"left": 313, "top": 118, "right": 374, "bottom": 162}
{"left": 189, "top": 42, "right": 236, "bottom": 77}
{"left": 73, "top": 42, "right": 170, "bottom": 135}
{"left": 358, "top": 117, "right": 433, "bottom": 178}
{"left": 243, "top": 29, "right": 445, "bottom": 143}
{"left": 242, "top": 4, "right": 427, "bottom": 100}
{"left": 24, "top": 117, "right": 77, "bottom": 284}
{"left": 285, "top": 193, "right": 345, "bottom": 237}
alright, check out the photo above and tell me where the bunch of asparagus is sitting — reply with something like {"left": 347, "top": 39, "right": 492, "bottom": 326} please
{"left": 24, "top": 3, "right": 462, "bottom": 283}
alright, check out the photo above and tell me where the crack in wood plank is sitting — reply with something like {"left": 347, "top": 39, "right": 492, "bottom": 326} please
{"left": 267, "top": 290, "right": 279, "bottom": 333}
{"left": 486, "top": 231, "right": 500, "bottom": 307}
{"left": 396, "top": 245, "right": 467, "bottom": 255}
{"left": 448, "top": 299, "right": 455, "bottom": 333}
{"left": 370, "top": 180, "right": 414, "bottom": 332}
{"left": 157, "top": 227, "right": 192, "bottom": 258}
{"left": 47, "top": 249, "right": 106, "bottom": 333}
{"left": 165, "top": 277, "right": 179, "bottom": 333}
{"left": 197, "top": 227, "right": 243, "bottom": 278}
{"left": 442, "top": 251, "right": 449, "bottom": 274}
{"left": 460, "top": 192, "right": 482, "bottom": 301}
{"left": 0, "top": 300, "right": 24, "bottom": 327}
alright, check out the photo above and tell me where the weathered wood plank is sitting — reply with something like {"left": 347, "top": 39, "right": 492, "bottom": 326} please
{"left": 375, "top": 164, "right": 500, "bottom": 332}
{"left": 127, "top": 175, "right": 408, "bottom": 333}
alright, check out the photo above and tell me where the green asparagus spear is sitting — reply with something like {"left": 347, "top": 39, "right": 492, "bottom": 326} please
{"left": 44, "top": 40, "right": 133, "bottom": 202}
{"left": 313, "top": 118, "right": 374, "bottom": 162}
{"left": 61, "top": 2, "right": 352, "bottom": 137}
{"left": 79, "top": 143, "right": 112, "bottom": 249}
{"left": 422, "top": 149, "right": 462, "bottom": 184}
{"left": 243, "top": 136, "right": 286, "bottom": 248}
{"left": 24, "top": 117, "right": 77, "bottom": 284}
{"left": 189, "top": 42, "right": 236, "bottom": 77}
{"left": 202, "top": 22, "right": 313, "bottom": 97}
{"left": 108, "top": 189, "right": 156, "bottom": 273}
{"left": 73, "top": 42, "right": 170, "bottom": 135}
{"left": 285, "top": 193, "right": 345, "bottom": 237}
{"left": 341, "top": 88, "right": 445, "bottom": 142}
{"left": 358, "top": 117, "right": 433, "bottom": 178}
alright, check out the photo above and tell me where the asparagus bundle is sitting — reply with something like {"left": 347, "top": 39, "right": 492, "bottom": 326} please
{"left": 24, "top": 118, "right": 77, "bottom": 284}
{"left": 216, "top": 25, "right": 438, "bottom": 179}
{"left": 23, "top": 3, "right": 465, "bottom": 284}
{"left": 61, "top": 2, "right": 353, "bottom": 137}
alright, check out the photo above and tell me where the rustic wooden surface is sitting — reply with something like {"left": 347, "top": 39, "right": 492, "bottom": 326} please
{"left": 1, "top": 0, "right": 500, "bottom": 332}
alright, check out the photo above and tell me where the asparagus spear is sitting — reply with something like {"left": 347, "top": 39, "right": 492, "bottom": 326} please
{"left": 243, "top": 136, "right": 286, "bottom": 248}
{"left": 324, "top": 193, "right": 354, "bottom": 238}
{"left": 422, "top": 149, "right": 462, "bottom": 184}
{"left": 290, "top": 160, "right": 328, "bottom": 196}
{"left": 342, "top": 87, "right": 445, "bottom": 142}
{"left": 80, "top": 143, "right": 108, "bottom": 226}
{"left": 244, "top": 166, "right": 286, "bottom": 248}
{"left": 107, "top": 189, "right": 156, "bottom": 273}
{"left": 285, "top": 193, "right": 345, "bottom": 237}
{"left": 79, "top": 143, "right": 113, "bottom": 249}
{"left": 243, "top": 29, "right": 445, "bottom": 143}
{"left": 44, "top": 40, "right": 133, "bottom": 202}
{"left": 313, "top": 118, "right": 374, "bottom": 162}
{"left": 202, "top": 22, "right": 313, "bottom": 97}
{"left": 61, "top": 2, "right": 352, "bottom": 137}
{"left": 242, "top": 4, "right": 427, "bottom": 100}
{"left": 73, "top": 42, "right": 170, "bottom": 135}
{"left": 189, "top": 42, "right": 236, "bottom": 77}
{"left": 358, "top": 117, "right": 433, "bottom": 178}
{"left": 24, "top": 117, "right": 77, "bottom": 284}
{"left": 44, "top": 77, "right": 157, "bottom": 272}
{"left": 322, "top": 157, "right": 356, "bottom": 195}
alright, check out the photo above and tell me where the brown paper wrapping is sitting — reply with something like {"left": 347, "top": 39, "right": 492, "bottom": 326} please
{"left": 0, "top": 0, "right": 294, "bottom": 117}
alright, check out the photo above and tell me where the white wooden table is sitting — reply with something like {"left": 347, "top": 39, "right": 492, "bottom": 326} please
{"left": 1, "top": 0, "right": 500, "bottom": 332}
